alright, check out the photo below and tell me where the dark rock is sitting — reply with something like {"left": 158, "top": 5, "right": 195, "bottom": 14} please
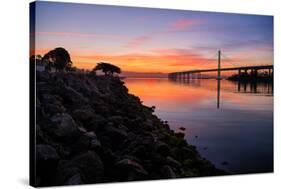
{"left": 35, "top": 71, "right": 225, "bottom": 185}
{"left": 156, "top": 141, "right": 170, "bottom": 156}
{"left": 179, "top": 127, "right": 186, "bottom": 131}
{"left": 73, "top": 151, "right": 104, "bottom": 183}
{"left": 105, "top": 125, "right": 128, "bottom": 143}
{"left": 131, "top": 145, "right": 147, "bottom": 158}
{"left": 37, "top": 144, "right": 59, "bottom": 161}
{"left": 60, "top": 85, "right": 88, "bottom": 105}
{"left": 166, "top": 156, "right": 181, "bottom": 169}
{"left": 44, "top": 103, "right": 65, "bottom": 115}
{"left": 65, "top": 174, "right": 83, "bottom": 185}
{"left": 56, "top": 160, "right": 80, "bottom": 185}
{"left": 49, "top": 113, "right": 81, "bottom": 141}
{"left": 85, "top": 114, "right": 106, "bottom": 131}
{"left": 175, "top": 132, "right": 185, "bottom": 138}
{"left": 108, "top": 116, "right": 123, "bottom": 125}
{"left": 221, "top": 161, "right": 229, "bottom": 166}
{"left": 161, "top": 165, "right": 176, "bottom": 178}
{"left": 115, "top": 158, "right": 148, "bottom": 180}
{"left": 36, "top": 145, "right": 60, "bottom": 186}
{"left": 72, "top": 108, "right": 95, "bottom": 122}
{"left": 73, "top": 131, "right": 101, "bottom": 153}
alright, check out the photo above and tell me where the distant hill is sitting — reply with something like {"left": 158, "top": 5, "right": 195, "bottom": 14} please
{"left": 121, "top": 71, "right": 168, "bottom": 78}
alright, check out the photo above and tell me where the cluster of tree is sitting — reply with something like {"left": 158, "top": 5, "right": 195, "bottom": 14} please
{"left": 92, "top": 62, "right": 121, "bottom": 76}
{"left": 30, "top": 47, "right": 121, "bottom": 76}
{"left": 30, "top": 47, "right": 74, "bottom": 72}
{"left": 42, "top": 47, "right": 73, "bottom": 72}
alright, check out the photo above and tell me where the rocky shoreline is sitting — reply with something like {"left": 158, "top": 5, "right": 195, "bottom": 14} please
{"left": 35, "top": 71, "right": 225, "bottom": 186}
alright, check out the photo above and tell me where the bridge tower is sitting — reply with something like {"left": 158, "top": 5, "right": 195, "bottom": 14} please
{"left": 218, "top": 50, "right": 221, "bottom": 80}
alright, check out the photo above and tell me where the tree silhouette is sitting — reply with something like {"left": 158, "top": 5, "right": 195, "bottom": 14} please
{"left": 93, "top": 62, "right": 121, "bottom": 76}
{"left": 42, "top": 47, "right": 72, "bottom": 72}
{"left": 30, "top": 55, "right": 42, "bottom": 65}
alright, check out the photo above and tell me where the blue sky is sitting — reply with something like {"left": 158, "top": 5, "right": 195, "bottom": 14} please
{"left": 31, "top": 1, "right": 273, "bottom": 72}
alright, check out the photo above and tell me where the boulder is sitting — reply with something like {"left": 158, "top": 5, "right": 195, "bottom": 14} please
{"left": 85, "top": 114, "right": 107, "bottom": 132}
{"left": 115, "top": 158, "right": 148, "bottom": 180}
{"left": 105, "top": 125, "right": 128, "bottom": 143}
{"left": 56, "top": 160, "right": 80, "bottom": 185}
{"left": 36, "top": 144, "right": 60, "bottom": 186}
{"left": 166, "top": 156, "right": 182, "bottom": 169}
{"left": 44, "top": 103, "right": 65, "bottom": 115}
{"left": 108, "top": 116, "right": 123, "bottom": 125}
{"left": 156, "top": 141, "right": 170, "bottom": 156}
{"left": 60, "top": 85, "right": 88, "bottom": 105}
{"left": 37, "top": 144, "right": 59, "bottom": 161}
{"left": 65, "top": 173, "right": 83, "bottom": 185}
{"left": 72, "top": 108, "right": 95, "bottom": 122}
{"left": 49, "top": 113, "right": 81, "bottom": 141}
{"left": 161, "top": 165, "right": 176, "bottom": 178}
{"left": 73, "top": 151, "right": 104, "bottom": 183}
{"left": 72, "top": 131, "right": 101, "bottom": 153}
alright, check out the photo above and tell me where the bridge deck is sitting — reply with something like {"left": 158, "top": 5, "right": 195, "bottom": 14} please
{"left": 169, "top": 65, "right": 273, "bottom": 75}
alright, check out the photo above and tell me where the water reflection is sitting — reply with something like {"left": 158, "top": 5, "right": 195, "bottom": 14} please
{"left": 169, "top": 78, "right": 273, "bottom": 109}
{"left": 124, "top": 78, "right": 273, "bottom": 174}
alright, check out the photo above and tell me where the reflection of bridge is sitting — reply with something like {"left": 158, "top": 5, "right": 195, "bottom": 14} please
{"left": 168, "top": 50, "right": 273, "bottom": 80}
{"left": 167, "top": 50, "right": 273, "bottom": 109}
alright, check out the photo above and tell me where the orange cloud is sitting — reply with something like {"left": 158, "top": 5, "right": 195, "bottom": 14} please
{"left": 72, "top": 48, "right": 217, "bottom": 73}
{"left": 171, "top": 18, "right": 197, "bottom": 31}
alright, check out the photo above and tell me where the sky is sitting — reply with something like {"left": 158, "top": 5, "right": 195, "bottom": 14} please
{"left": 30, "top": 1, "right": 273, "bottom": 74}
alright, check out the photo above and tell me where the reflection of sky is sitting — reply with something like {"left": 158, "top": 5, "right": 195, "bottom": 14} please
{"left": 125, "top": 78, "right": 273, "bottom": 173}
{"left": 31, "top": 1, "right": 273, "bottom": 73}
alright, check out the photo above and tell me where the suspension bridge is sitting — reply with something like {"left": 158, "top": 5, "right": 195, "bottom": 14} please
{"left": 168, "top": 50, "right": 273, "bottom": 80}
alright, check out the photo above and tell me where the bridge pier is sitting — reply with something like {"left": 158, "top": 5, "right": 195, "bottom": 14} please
{"left": 238, "top": 69, "right": 241, "bottom": 79}
{"left": 168, "top": 65, "right": 273, "bottom": 82}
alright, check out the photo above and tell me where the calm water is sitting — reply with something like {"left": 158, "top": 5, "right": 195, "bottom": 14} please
{"left": 124, "top": 78, "right": 273, "bottom": 174}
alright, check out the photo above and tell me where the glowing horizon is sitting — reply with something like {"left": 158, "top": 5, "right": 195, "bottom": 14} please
{"left": 31, "top": 2, "right": 273, "bottom": 74}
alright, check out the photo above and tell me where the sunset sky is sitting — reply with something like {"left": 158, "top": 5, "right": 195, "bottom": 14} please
{"left": 31, "top": 1, "right": 273, "bottom": 74}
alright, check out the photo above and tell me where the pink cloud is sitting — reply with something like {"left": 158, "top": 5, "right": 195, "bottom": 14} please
{"left": 31, "top": 31, "right": 123, "bottom": 39}
{"left": 171, "top": 18, "right": 197, "bottom": 30}
{"left": 124, "top": 35, "right": 152, "bottom": 48}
